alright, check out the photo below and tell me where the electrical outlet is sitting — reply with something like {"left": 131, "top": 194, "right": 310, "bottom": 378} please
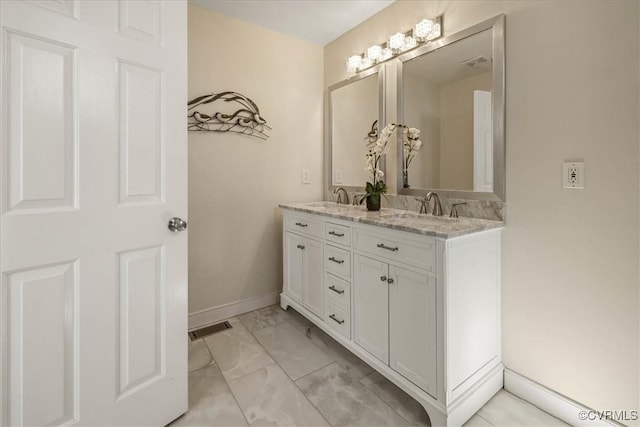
{"left": 563, "top": 162, "right": 584, "bottom": 189}
{"left": 335, "top": 169, "right": 343, "bottom": 184}
{"left": 301, "top": 169, "right": 310, "bottom": 184}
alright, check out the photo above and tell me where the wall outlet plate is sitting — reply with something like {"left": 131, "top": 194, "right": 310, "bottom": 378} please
{"left": 563, "top": 162, "right": 584, "bottom": 189}
{"left": 302, "top": 169, "right": 310, "bottom": 184}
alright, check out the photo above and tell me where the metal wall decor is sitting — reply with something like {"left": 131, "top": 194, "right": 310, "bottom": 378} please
{"left": 188, "top": 91, "right": 271, "bottom": 140}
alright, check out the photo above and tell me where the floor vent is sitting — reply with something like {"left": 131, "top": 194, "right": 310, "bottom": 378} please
{"left": 188, "top": 321, "right": 232, "bottom": 341}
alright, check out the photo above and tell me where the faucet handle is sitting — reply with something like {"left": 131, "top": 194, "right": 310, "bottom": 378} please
{"left": 449, "top": 202, "right": 467, "bottom": 218}
{"left": 415, "top": 197, "right": 428, "bottom": 214}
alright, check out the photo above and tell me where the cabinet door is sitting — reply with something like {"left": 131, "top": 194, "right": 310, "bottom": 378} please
{"left": 354, "top": 254, "right": 389, "bottom": 364}
{"left": 284, "top": 232, "right": 303, "bottom": 304}
{"left": 389, "top": 266, "right": 437, "bottom": 396}
{"left": 302, "top": 237, "right": 324, "bottom": 318}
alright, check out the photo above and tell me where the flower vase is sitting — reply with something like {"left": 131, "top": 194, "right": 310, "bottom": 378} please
{"left": 366, "top": 196, "right": 381, "bottom": 211}
{"left": 402, "top": 169, "right": 410, "bottom": 188}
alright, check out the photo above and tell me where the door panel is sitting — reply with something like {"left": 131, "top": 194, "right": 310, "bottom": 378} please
{"left": 389, "top": 266, "right": 437, "bottom": 396}
{"left": 118, "top": 60, "right": 164, "bottom": 205}
{"left": 0, "top": 1, "right": 187, "bottom": 425}
{"left": 302, "top": 237, "right": 323, "bottom": 318}
{"left": 6, "top": 261, "right": 78, "bottom": 426}
{"left": 117, "top": 246, "right": 165, "bottom": 398}
{"left": 353, "top": 254, "right": 389, "bottom": 364}
{"left": 284, "top": 232, "right": 303, "bottom": 304}
{"left": 4, "top": 30, "right": 77, "bottom": 213}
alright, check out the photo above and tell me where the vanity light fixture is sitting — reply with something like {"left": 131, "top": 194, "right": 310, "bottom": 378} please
{"left": 345, "top": 15, "right": 443, "bottom": 73}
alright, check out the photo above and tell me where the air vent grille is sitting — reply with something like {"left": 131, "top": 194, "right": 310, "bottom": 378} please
{"left": 188, "top": 321, "right": 232, "bottom": 341}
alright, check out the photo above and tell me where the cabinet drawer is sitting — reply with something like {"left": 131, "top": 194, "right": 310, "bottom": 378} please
{"left": 325, "top": 222, "right": 351, "bottom": 247}
{"left": 324, "top": 272, "right": 350, "bottom": 309}
{"left": 284, "top": 214, "right": 323, "bottom": 239}
{"left": 354, "top": 229, "right": 435, "bottom": 272}
{"left": 325, "top": 244, "right": 351, "bottom": 279}
{"left": 325, "top": 300, "right": 350, "bottom": 339}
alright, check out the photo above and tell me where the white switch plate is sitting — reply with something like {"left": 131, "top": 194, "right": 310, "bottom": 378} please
{"left": 563, "top": 162, "right": 584, "bottom": 189}
{"left": 335, "top": 169, "right": 343, "bottom": 184}
{"left": 301, "top": 169, "right": 310, "bottom": 184}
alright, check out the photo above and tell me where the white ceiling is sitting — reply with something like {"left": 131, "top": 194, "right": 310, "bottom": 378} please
{"left": 189, "top": 0, "right": 395, "bottom": 45}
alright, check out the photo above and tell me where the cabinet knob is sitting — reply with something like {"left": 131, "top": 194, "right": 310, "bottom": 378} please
{"left": 380, "top": 276, "right": 387, "bottom": 282}
{"left": 297, "top": 244, "right": 305, "bottom": 250}
{"left": 387, "top": 278, "right": 394, "bottom": 284}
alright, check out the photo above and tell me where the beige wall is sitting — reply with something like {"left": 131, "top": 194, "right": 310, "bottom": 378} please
{"left": 326, "top": 0, "right": 639, "bottom": 415}
{"left": 188, "top": 5, "right": 324, "bottom": 315}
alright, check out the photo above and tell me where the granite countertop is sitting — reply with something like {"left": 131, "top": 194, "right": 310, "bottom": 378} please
{"left": 279, "top": 201, "right": 504, "bottom": 239}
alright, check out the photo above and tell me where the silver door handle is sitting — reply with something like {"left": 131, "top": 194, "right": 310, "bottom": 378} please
{"left": 377, "top": 243, "right": 399, "bottom": 252}
{"left": 168, "top": 217, "right": 188, "bottom": 232}
{"left": 329, "top": 314, "right": 344, "bottom": 325}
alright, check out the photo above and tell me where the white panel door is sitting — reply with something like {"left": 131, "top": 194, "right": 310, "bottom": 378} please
{"left": 302, "top": 237, "right": 323, "bottom": 319}
{"left": 473, "top": 90, "right": 493, "bottom": 193}
{"left": 389, "top": 266, "right": 437, "bottom": 396}
{"left": 284, "top": 232, "right": 303, "bottom": 304}
{"left": 353, "top": 254, "right": 389, "bottom": 364}
{"left": 0, "top": 1, "right": 188, "bottom": 425}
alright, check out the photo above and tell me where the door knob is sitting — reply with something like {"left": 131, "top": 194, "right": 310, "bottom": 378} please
{"left": 168, "top": 217, "right": 188, "bottom": 232}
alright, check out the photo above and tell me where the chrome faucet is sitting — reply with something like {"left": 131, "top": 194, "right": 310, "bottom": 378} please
{"left": 426, "top": 191, "right": 443, "bottom": 216}
{"left": 333, "top": 187, "right": 349, "bottom": 205}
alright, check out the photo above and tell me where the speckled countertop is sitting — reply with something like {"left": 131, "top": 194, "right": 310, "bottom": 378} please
{"left": 279, "top": 201, "right": 504, "bottom": 239}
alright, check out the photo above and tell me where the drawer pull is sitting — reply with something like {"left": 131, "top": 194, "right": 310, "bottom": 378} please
{"left": 329, "top": 285, "right": 344, "bottom": 295}
{"left": 377, "top": 243, "right": 399, "bottom": 252}
{"left": 297, "top": 244, "right": 305, "bottom": 250}
{"left": 380, "top": 276, "right": 387, "bottom": 282}
{"left": 329, "top": 314, "right": 344, "bottom": 324}
{"left": 328, "top": 231, "right": 345, "bottom": 237}
{"left": 328, "top": 257, "right": 344, "bottom": 264}
{"left": 295, "top": 222, "right": 308, "bottom": 228}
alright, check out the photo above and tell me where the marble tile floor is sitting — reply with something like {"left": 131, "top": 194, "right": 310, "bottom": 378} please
{"left": 172, "top": 305, "right": 568, "bottom": 427}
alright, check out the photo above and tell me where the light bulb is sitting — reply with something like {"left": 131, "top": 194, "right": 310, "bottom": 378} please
{"left": 379, "top": 47, "right": 393, "bottom": 61}
{"left": 403, "top": 36, "right": 417, "bottom": 51}
{"left": 414, "top": 19, "right": 434, "bottom": 41}
{"left": 389, "top": 32, "right": 405, "bottom": 51}
{"left": 426, "top": 22, "right": 441, "bottom": 41}
{"left": 366, "top": 45, "right": 382, "bottom": 61}
{"left": 347, "top": 55, "right": 362, "bottom": 72}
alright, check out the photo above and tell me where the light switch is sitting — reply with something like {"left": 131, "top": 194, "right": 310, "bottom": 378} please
{"left": 563, "top": 162, "right": 584, "bottom": 189}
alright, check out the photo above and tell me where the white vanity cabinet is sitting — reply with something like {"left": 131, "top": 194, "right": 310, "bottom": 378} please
{"left": 280, "top": 206, "right": 503, "bottom": 427}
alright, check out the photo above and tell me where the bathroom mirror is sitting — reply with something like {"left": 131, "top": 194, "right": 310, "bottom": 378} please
{"left": 397, "top": 15, "right": 505, "bottom": 201}
{"left": 329, "top": 64, "right": 385, "bottom": 190}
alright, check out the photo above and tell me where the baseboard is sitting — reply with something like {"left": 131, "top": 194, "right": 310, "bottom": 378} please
{"left": 505, "top": 369, "right": 624, "bottom": 427}
{"left": 188, "top": 291, "right": 280, "bottom": 330}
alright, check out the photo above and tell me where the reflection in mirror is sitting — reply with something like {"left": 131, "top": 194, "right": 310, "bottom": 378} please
{"left": 397, "top": 15, "right": 504, "bottom": 201}
{"left": 403, "top": 29, "right": 492, "bottom": 191}
{"left": 330, "top": 68, "right": 383, "bottom": 188}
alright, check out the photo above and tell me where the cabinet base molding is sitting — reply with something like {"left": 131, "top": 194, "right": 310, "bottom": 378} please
{"left": 188, "top": 291, "right": 280, "bottom": 330}
{"left": 504, "top": 369, "right": 619, "bottom": 427}
{"left": 281, "top": 293, "right": 503, "bottom": 427}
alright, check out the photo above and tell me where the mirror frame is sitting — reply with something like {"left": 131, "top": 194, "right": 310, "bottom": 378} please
{"left": 327, "top": 63, "right": 386, "bottom": 193}
{"left": 396, "top": 14, "right": 505, "bottom": 201}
